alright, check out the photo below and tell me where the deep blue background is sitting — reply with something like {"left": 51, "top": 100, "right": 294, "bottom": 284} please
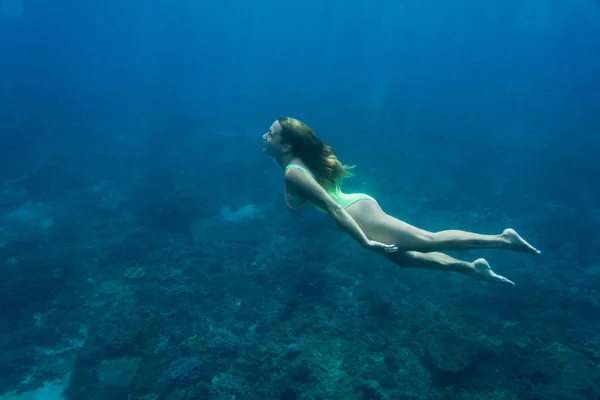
{"left": 2, "top": 1, "right": 598, "bottom": 176}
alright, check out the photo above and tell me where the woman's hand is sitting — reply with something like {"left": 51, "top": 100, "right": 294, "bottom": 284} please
{"left": 365, "top": 240, "right": 399, "bottom": 254}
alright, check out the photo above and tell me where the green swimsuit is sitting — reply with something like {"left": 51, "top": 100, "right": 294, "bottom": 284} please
{"left": 284, "top": 163, "right": 375, "bottom": 213}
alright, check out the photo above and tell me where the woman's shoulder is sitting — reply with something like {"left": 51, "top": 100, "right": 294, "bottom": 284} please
{"left": 285, "top": 165, "right": 309, "bottom": 179}
{"left": 285, "top": 161, "right": 313, "bottom": 176}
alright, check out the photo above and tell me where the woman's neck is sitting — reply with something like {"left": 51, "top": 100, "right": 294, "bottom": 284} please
{"left": 275, "top": 153, "right": 298, "bottom": 169}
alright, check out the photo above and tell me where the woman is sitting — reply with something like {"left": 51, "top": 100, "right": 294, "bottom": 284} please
{"left": 262, "top": 117, "right": 540, "bottom": 286}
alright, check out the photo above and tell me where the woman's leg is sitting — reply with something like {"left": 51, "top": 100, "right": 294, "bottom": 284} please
{"left": 386, "top": 251, "right": 515, "bottom": 285}
{"left": 347, "top": 200, "right": 540, "bottom": 254}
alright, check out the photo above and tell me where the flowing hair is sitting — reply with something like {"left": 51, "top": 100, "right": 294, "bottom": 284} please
{"left": 278, "top": 117, "right": 354, "bottom": 191}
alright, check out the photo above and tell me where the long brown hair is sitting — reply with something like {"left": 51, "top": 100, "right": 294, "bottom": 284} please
{"left": 278, "top": 117, "right": 354, "bottom": 191}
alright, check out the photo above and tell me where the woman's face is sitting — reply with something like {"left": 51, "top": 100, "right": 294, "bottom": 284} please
{"left": 262, "top": 120, "right": 288, "bottom": 156}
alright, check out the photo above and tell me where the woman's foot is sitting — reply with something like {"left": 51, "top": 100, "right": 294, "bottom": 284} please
{"left": 502, "top": 228, "right": 541, "bottom": 255}
{"left": 467, "top": 258, "right": 515, "bottom": 286}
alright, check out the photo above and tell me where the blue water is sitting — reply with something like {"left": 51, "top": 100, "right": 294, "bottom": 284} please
{"left": 1, "top": 1, "right": 599, "bottom": 399}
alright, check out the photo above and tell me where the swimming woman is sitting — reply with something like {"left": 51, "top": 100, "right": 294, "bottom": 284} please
{"left": 263, "top": 117, "right": 541, "bottom": 286}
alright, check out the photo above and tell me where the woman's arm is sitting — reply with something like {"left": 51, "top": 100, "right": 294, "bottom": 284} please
{"left": 284, "top": 168, "right": 396, "bottom": 253}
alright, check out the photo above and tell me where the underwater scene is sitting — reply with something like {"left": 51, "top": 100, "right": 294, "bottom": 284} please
{"left": 1, "top": 0, "right": 599, "bottom": 399}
